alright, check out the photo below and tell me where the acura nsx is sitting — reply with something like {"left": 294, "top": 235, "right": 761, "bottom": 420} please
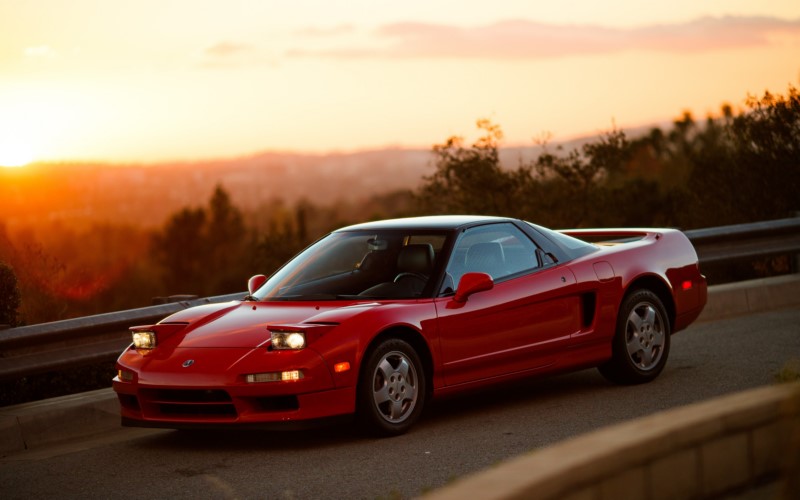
{"left": 113, "top": 216, "right": 706, "bottom": 435}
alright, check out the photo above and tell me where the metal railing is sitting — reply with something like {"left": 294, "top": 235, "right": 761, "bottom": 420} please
{"left": 684, "top": 216, "right": 800, "bottom": 265}
{"left": 1, "top": 217, "right": 799, "bottom": 382}
{"left": 0, "top": 293, "right": 244, "bottom": 382}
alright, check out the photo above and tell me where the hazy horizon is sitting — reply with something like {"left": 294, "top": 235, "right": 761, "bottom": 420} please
{"left": 1, "top": 1, "right": 799, "bottom": 165}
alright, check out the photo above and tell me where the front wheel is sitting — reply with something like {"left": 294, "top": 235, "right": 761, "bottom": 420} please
{"left": 357, "top": 338, "right": 426, "bottom": 436}
{"left": 599, "top": 289, "right": 671, "bottom": 385}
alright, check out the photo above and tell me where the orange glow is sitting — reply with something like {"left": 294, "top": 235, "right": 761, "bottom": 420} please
{"left": 0, "top": 1, "right": 797, "bottom": 162}
{"left": 334, "top": 362, "right": 351, "bottom": 373}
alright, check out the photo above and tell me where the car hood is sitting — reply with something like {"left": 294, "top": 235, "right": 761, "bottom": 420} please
{"left": 159, "top": 300, "right": 382, "bottom": 348}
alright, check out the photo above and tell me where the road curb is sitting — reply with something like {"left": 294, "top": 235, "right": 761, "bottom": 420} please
{"left": 1, "top": 274, "right": 800, "bottom": 455}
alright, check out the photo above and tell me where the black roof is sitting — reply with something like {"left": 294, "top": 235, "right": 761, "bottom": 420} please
{"left": 337, "top": 215, "right": 514, "bottom": 232}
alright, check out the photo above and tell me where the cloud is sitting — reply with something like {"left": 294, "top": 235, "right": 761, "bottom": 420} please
{"left": 23, "top": 45, "right": 59, "bottom": 58}
{"left": 288, "top": 16, "right": 800, "bottom": 59}
{"left": 204, "top": 41, "right": 254, "bottom": 58}
{"left": 630, "top": 16, "right": 800, "bottom": 52}
{"left": 294, "top": 24, "right": 355, "bottom": 37}
{"left": 195, "top": 41, "right": 277, "bottom": 69}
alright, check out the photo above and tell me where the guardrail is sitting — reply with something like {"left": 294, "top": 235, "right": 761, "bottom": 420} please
{"left": 0, "top": 293, "right": 244, "bottom": 382}
{"left": 1, "top": 217, "right": 799, "bottom": 382}
{"left": 684, "top": 216, "right": 800, "bottom": 265}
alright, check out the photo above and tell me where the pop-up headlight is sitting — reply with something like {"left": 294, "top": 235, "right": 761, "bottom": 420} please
{"left": 132, "top": 330, "right": 156, "bottom": 350}
{"left": 270, "top": 331, "right": 306, "bottom": 350}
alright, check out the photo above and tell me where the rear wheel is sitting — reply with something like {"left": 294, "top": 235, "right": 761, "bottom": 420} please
{"left": 599, "top": 289, "right": 671, "bottom": 385}
{"left": 357, "top": 338, "right": 426, "bottom": 436}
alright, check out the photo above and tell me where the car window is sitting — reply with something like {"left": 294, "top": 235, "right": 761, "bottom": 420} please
{"left": 300, "top": 234, "right": 380, "bottom": 282}
{"left": 525, "top": 221, "right": 598, "bottom": 260}
{"left": 254, "top": 230, "right": 449, "bottom": 300}
{"left": 443, "top": 223, "right": 540, "bottom": 293}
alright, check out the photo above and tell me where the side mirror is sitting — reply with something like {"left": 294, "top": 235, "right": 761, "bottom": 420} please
{"left": 248, "top": 274, "right": 267, "bottom": 295}
{"left": 453, "top": 272, "right": 493, "bottom": 303}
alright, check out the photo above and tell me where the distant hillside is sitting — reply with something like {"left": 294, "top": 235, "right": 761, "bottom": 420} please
{"left": 0, "top": 149, "right": 420, "bottom": 230}
{"left": 0, "top": 129, "right": 651, "bottom": 232}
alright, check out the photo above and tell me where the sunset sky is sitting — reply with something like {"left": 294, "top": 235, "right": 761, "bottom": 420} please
{"left": 1, "top": 0, "right": 799, "bottom": 165}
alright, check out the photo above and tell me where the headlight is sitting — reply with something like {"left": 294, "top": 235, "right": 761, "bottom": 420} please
{"left": 270, "top": 331, "right": 306, "bottom": 350}
{"left": 132, "top": 331, "right": 156, "bottom": 349}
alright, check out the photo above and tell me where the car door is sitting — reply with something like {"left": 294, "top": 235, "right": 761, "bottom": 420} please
{"left": 434, "top": 223, "right": 581, "bottom": 387}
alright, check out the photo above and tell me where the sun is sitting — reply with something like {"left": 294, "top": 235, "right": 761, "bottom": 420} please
{"left": 0, "top": 137, "right": 34, "bottom": 167}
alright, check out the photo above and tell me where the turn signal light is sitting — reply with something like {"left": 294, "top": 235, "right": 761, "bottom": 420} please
{"left": 282, "top": 370, "right": 302, "bottom": 381}
{"left": 246, "top": 370, "right": 304, "bottom": 383}
{"left": 334, "top": 362, "right": 350, "bottom": 373}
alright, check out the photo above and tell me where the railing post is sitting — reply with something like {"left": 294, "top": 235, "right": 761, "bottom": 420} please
{"left": 795, "top": 212, "right": 800, "bottom": 274}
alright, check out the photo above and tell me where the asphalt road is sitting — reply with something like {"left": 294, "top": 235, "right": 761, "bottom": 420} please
{"left": 2, "top": 308, "right": 799, "bottom": 500}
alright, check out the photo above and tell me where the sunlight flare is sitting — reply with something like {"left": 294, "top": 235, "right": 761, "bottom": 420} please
{"left": 0, "top": 138, "right": 34, "bottom": 167}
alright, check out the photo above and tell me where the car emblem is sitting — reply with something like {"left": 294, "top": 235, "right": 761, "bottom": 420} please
{"left": 182, "top": 359, "right": 195, "bottom": 368}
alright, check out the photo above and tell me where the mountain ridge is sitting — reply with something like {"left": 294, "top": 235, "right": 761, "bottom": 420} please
{"left": 0, "top": 128, "right": 656, "bottom": 232}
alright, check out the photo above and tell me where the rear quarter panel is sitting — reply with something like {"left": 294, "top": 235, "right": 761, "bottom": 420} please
{"left": 562, "top": 229, "right": 706, "bottom": 334}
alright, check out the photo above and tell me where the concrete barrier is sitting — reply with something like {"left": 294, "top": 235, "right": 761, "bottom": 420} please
{"left": 698, "top": 274, "right": 800, "bottom": 322}
{"left": 1, "top": 274, "right": 799, "bottom": 457}
{"left": 421, "top": 383, "right": 800, "bottom": 500}
{"left": 0, "top": 388, "right": 119, "bottom": 453}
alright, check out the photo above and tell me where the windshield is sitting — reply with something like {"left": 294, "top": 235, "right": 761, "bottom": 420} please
{"left": 253, "top": 230, "right": 449, "bottom": 301}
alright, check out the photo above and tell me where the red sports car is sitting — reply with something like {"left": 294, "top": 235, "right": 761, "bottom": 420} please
{"left": 113, "top": 216, "right": 706, "bottom": 435}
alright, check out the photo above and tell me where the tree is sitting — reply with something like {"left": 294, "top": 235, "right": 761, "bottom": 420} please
{"left": 723, "top": 86, "right": 800, "bottom": 222}
{"left": 532, "top": 128, "right": 632, "bottom": 227}
{"left": 627, "top": 85, "right": 800, "bottom": 228}
{"left": 207, "top": 185, "right": 250, "bottom": 293}
{"left": 418, "top": 119, "right": 532, "bottom": 216}
{"left": 0, "top": 262, "right": 21, "bottom": 327}
{"left": 416, "top": 119, "right": 638, "bottom": 228}
{"left": 152, "top": 206, "right": 208, "bottom": 295}
{"left": 419, "top": 85, "right": 798, "bottom": 230}
{"left": 152, "top": 185, "right": 253, "bottom": 297}
{"left": 252, "top": 201, "right": 310, "bottom": 277}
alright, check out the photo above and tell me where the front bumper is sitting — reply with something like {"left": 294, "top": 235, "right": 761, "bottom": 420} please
{"left": 113, "top": 345, "right": 356, "bottom": 427}
{"left": 113, "top": 382, "right": 356, "bottom": 427}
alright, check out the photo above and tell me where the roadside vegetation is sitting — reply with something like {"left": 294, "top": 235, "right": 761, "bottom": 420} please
{"left": 0, "top": 85, "right": 797, "bottom": 405}
{"left": 0, "top": 85, "right": 797, "bottom": 326}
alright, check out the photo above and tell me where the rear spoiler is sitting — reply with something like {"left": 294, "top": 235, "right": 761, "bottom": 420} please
{"left": 559, "top": 228, "right": 663, "bottom": 244}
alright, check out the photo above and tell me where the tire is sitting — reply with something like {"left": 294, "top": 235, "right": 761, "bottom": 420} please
{"left": 357, "top": 338, "right": 426, "bottom": 436}
{"left": 598, "top": 289, "right": 671, "bottom": 385}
